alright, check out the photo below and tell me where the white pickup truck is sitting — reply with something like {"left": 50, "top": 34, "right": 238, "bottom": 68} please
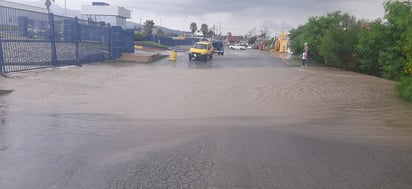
{"left": 229, "top": 44, "right": 246, "bottom": 50}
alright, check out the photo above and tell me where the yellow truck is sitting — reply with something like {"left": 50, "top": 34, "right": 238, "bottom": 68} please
{"left": 188, "top": 41, "right": 214, "bottom": 61}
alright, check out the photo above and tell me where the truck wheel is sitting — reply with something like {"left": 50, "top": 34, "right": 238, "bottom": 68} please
{"left": 189, "top": 56, "right": 192, "bottom": 61}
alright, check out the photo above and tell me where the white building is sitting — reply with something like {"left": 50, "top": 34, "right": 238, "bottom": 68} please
{"left": 81, "top": 2, "right": 131, "bottom": 29}
{"left": 0, "top": 0, "right": 47, "bottom": 13}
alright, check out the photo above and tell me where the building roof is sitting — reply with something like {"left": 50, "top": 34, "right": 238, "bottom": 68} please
{"left": 0, "top": 0, "right": 47, "bottom": 13}
{"left": 81, "top": 3, "right": 131, "bottom": 19}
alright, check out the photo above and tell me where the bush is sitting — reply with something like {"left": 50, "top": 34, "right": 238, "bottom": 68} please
{"left": 134, "top": 32, "right": 146, "bottom": 41}
{"left": 136, "top": 41, "right": 169, "bottom": 49}
{"left": 396, "top": 76, "right": 412, "bottom": 102}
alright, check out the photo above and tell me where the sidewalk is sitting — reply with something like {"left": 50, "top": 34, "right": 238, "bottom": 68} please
{"left": 273, "top": 52, "right": 324, "bottom": 67}
{"left": 120, "top": 51, "right": 168, "bottom": 63}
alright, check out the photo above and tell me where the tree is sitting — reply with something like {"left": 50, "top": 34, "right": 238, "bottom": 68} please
{"left": 355, "top": 1, "right": 412, "bottom": 80}
{"left": 319, "top": 15, "right": 360, "bottom": 69}
{"left": 200, "top": 24, "right": 208, "bottom": 38}
{"left": 260, "top": 25, "right": 270, "bottom": 39}
{"left": 157, "top": 28, "right": 165, "bottom": 36}
{"left": 355, "top": 20, "right": 389, "bottom": 76}
{"left": 288, "top": 26, "right": 306, "bottom": 55}
{"left": 380, "top": 1, "right": 411, "bottom": 80}
{"left": 287, "top": 1, "right": 412, "bottom": 86}
{"left": 190, "top": 22, "right": 197, "bottom": 34}
{"left": 383, "top": 1, "right": 412, "bottom": 75}
{"left": 248, "top": 36, "right": 257, "bottom": 44}
{"left": 143, "top": 20, "right": 155, "bottom": 35}
{"left": 207, "top": 29, "right": 215, "bottom": 37}
{"left": 289, "top": 11, "right": 359, "bottom": 63}
{"left": 44, "top": 0, "right": 55, "bottom": 13}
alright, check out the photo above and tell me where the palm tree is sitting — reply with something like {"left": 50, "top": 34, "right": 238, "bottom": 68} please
{"left": 200, "top": 24, "right": 208, "bottom": 38}
{"left": 143, "top": 20, "right": 155, "bottom": 35}
{"left": 157, "top": 28, "right": 165, "bottom": 36}
{"left": 190, "top": 22, "right": 197, "bottom": 35}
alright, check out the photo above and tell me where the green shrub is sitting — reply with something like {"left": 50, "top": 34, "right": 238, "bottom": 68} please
{"left": 396, "top": 76, "right": 412, "bottom": 102}
{"left": 134, "top": 32, "right": 146, "bottom": 41}
{"left": 136, "top": 41, "right": 169, "bottom": 49}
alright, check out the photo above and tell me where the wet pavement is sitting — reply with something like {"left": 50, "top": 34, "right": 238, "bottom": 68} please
{"left": 1, "top": 49, "right": 412, "bottom": 188}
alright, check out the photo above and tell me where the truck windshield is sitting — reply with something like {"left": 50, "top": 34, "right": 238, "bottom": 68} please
{"left": 193, "top": 44, "right": 207, "bottom": 49}
{"left": 213, "top": 42, "right": 223, "bottom": 48}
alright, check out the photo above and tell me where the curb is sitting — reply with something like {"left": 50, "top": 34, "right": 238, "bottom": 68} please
{"left": 120, "top": 53, "right": 168, "bottom": 63}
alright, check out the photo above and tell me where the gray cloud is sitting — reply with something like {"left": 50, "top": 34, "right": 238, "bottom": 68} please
{"left": 22, "top": 0, "right": 386, "bottom": 34}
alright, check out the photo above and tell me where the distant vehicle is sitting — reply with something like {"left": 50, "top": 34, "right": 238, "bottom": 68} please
{"left": 229, "top": 44, "right": 246, "bottom": 50}
{"left": 212, "top": 41, "right": 224, "bottom": 55}
{"left": 240, "top": 41, "right": 248, "bottom": 47}
{"left": 188, "top": 41, "right": 214, "bottom": 61}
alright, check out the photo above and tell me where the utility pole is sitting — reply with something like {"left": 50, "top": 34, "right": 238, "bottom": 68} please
{"left": 131, "top": 9, "right": 133, "bottom": 23}
{"left": 140, "top": 18, "right": 142, "bottom": 32}
{"left": 219, "top": 23, "right": 221, "bottom": 36}
{"left": 213, "top": 24, "right": 216, "bottom": 34}
{"left": 64, "top": 0, "right": 66, "bottom": 16}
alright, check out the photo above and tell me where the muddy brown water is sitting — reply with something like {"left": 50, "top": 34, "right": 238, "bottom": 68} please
{"left": 0, "top": 50, "right": 412, "bottom": 188}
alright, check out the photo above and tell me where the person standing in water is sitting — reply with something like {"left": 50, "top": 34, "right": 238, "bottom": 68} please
{"left": 302, "top": 51, "right": 308, "bottom": 67}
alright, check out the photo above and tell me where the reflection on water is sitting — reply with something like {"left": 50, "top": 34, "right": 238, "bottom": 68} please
{"left": 188, "top": 61, "right": 214, "bottom": 69}
{"left": 0, "top": 96, "right": 8, "bottom": 152}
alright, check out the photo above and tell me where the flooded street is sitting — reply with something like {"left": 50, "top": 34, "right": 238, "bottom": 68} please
{"left": 1, "top": 50, "right": 412, "bottom": 188}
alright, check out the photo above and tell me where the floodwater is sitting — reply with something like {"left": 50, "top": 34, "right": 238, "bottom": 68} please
{"left": 1, "top": 49, "right": 412, "bottom": 188}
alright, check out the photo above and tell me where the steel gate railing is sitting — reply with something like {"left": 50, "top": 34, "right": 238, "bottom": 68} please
{"left": 0, "top": 5, "right": 113, "bottom": 73}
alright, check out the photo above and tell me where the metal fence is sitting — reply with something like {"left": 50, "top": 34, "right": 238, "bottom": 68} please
{"left": 146, "top": 35, "right": 200, "bottom": 47}
{"left": 0, "top": 6, "right": 113, "bottom": 73}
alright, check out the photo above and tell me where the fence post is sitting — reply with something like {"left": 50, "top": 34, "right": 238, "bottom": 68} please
{"left": 74, "top": 17, "right": 80, "bottom": 65}
{"left": 108, "top": 24, "right": 112, "bottom": 60}
{"left": 49, "top": 13, "right": 57, "bottom": 67}
{"left": 0, "top": 37, "right": 4, "bottom": 74}
{"left": 110, "top": 26, "right": 122, "bottom": 59}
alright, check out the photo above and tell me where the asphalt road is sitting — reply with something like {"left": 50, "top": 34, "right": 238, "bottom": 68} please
{"left": 1, "top": 49, "right": 412, "bottom": 189}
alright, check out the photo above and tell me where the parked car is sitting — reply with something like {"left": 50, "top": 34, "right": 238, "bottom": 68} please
{"left": 212, "top": 41, "right": 224, "bottom": 55}
{"left": 229, "top": 44, "right": 246, "bottom": 50}
{"left": 188, "top": 41, "right": 214, "bottom": 61}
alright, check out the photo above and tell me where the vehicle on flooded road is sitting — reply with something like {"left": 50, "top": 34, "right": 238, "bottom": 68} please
{"left": 188, "top": 41, "right": 214, "bottom": 62}
{"left": 212, "top": 41, "right": 224, "bottom": 55}
{"left": 229, "top": 44, "right": 246, "bottom": 50}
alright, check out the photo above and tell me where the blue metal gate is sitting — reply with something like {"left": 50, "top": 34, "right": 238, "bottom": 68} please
{"left": 0, "top": 6, "right": 114, "bottom": 73}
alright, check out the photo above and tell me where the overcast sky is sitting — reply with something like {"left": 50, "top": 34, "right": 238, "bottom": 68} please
{"left": 24, "top": 0, "right": 386, "bottom": 35}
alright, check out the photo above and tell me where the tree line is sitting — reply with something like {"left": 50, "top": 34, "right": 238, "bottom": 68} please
{"left": 289, "top": 1, "right": 412, "bottom": 82}
{"left": 190, "top": 22, "right": 216, "bottom": 37}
